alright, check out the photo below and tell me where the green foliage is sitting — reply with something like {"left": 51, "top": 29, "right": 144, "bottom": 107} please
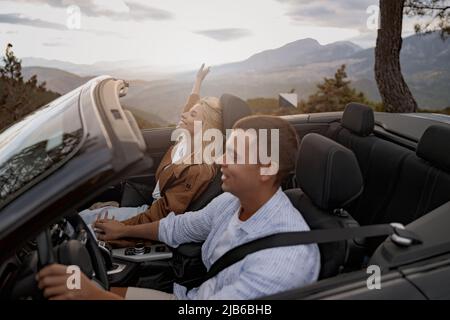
{"left": 302, "top": 65, "right": 374, "bottom": 113}
{"left": 247, "top": 97, "right": 303, "bottom": 116}
{"left": 247, "top": 64, "right": 381, "bottom": 116}
{"left": 247, "top": 97, "right": 279, "bottom": 115}
{"left": 0, "top": 44, "right": 60, "bottom": 132}
{"left": 1, "top": 43, "right": 23, "bottom": 82}
{"left": 405, "top": 0, "right": 450, "bottom": 39}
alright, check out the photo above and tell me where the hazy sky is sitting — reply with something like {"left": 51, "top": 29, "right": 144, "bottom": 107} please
{"left": 0, "top": 0, "right": 422, "bottom": 69}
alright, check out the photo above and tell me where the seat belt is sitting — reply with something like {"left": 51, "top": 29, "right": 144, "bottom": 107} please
{"left": 198, "top": 224, "right": 422, "bottom": 288}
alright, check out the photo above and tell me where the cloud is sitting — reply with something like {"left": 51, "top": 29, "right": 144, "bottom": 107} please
{"left": 11, "top": 0, "right": 174, "bottom": 21}
{"left": 194, "top": 28, "right": 252, "bottom": 41}
{"left": 0, "top": 12, "right": 125, "bottom": 37}
{"left": 42, "top": 42, "right": 66, "bottom": 47}
{"left": 89, "top": 29, "right": 127, "bottom": 39}
{"left": 0, "top": 13, "right": 66, "bottom": 30}
{"left": 347, "top": 31, "right": 377, "bottom": 48}
{"left": 124, "top": 2, "right": 174, "bottom": 21}
{"left": 276, "top": 0, "right": 377, "bottom": 32}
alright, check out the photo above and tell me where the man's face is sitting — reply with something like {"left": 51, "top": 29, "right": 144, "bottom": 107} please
{"left": 217, "top": 131, "right": 270, "bottom": 197}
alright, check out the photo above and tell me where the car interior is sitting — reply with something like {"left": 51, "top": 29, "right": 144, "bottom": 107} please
{"left": 87, "top": 95, "right": 450, "bottom": 293}
{"left": 2, "top": 81, "right": 450, "bottom": 299}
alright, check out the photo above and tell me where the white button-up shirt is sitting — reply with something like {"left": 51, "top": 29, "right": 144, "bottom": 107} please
{"left": 158, "top": 188, "right": 321, "bottom": 300}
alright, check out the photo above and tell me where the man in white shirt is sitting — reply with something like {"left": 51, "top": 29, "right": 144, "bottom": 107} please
{"left": 37, "top": 115, "right": 320, "bottom": 300}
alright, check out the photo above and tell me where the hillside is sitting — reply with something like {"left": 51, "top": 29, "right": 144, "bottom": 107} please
{"left": 346, "top": 32, "right": 450, "bottom": 107}
{"left": 210, "top": 39, "right": 362, "bottom": 74}
{"left": 21, "top": 67, "right": 93, "bottom": 95}
{"left": 22, "top": 57, "right": 177, "bottom": 82}
{"left": 0, "top": 76, "right": 60, "bottom": 131}
{"left": 121, "top": 33, "right": 450, "bottom": 122}
{"left": 24, "top": 32, "right": 450, "bottom": 124}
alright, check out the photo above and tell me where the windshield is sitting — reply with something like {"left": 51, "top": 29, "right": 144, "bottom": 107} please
{"left": 0, "top": 89, "right": 84, "bottom": 208}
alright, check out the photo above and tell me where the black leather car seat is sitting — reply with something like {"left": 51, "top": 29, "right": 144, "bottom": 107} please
{"left": 285, "top": 133, "right": 366, "bottom": 279}
{"left": 186, "top": 94, "right": 251, "bottom": 211}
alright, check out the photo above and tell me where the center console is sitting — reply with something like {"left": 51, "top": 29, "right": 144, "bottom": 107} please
{"left": 112, "top": 243, "right": 173, "bottom": 263}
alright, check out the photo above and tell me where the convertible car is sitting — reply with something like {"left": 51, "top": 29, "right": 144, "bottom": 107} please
{"left": 1, "top": 76, "right": 449, "bottom": 300}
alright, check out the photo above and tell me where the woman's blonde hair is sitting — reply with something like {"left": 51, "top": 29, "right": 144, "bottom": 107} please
{"left": 193, "top": 97, "right": 223, "bottom": 163}
{"left": 175, "top": 97, "right": 223, "bottom": 165}
{"left": 197, "top": 96, "right": 223, "bottom": 134}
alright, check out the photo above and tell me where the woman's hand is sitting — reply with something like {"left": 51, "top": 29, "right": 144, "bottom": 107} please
{"left": 36, "top": 264, "right": 116, "bottom": 300}
{"left": 196, "top": 63, "right": 210, "bottom": 82}
{"left": 93, "top": 219, "right": 127, "bottom": 241}
{"left": 192, "top": 63, "right": 211, "bottom": 95}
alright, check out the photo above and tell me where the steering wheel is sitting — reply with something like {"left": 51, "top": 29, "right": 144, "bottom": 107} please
{"left": 36, "top": 231, "right": 55, "bottom": 269}
{"left": 35, "top": 219, "right": 110, "bottom": 296}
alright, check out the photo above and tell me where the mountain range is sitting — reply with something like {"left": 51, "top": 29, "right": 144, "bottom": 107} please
{"left": 21, "top": 32, "right": 450, "bottom": 124}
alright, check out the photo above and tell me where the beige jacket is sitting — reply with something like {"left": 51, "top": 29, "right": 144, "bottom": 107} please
{"left": 110, "top": 94, "right": 218, "bottom": 247}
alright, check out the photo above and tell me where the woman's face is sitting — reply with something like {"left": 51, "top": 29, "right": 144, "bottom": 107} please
{"left": 178, "top": 104, "right": 204, "bottom": 135}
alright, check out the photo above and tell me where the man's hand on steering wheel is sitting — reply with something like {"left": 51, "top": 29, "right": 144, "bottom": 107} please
{"left": 37, "top": 264, "right": 110, "bottom": 300}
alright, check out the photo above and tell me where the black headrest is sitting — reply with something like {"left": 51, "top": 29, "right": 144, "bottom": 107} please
{"left": 341, "top": 103, "right": 374, "bottom": 137}
{"left": 220, "top": 94, "right": 252, "bottom": 132}
{"left": 296, "top": 133, "right": 363, "bottom": 210}
{"left": 417, "top": 125, "right": 450, "bottom": 172}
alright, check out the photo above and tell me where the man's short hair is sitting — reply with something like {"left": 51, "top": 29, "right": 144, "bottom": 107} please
{"left": 232, "top": 115, "right": 299, "bottom": 185}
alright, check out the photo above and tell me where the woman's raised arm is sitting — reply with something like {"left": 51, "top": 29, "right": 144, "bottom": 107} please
{"left": 183, "top": 63, "right": 211, "bottom": 113}
{"left": 192, "top": 63, "right": 210, "bottom": 95}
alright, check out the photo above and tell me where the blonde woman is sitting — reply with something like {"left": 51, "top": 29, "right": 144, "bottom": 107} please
{"left": 80, "top": 64, "right": 222, "bottom": 244}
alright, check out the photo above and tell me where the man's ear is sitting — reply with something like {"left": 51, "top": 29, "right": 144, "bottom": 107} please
{"left": 259, "top": 160, "right": 279, "bottom": 176}
{"left": 259, "top": 163, "right": 278, "bottom": 184}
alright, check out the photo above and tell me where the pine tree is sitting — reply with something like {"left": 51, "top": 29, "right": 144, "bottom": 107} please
{"left": 376, "top": 0, "right": 449, "bottom": 113}
{"left": 1, "top": 43, "right": 60, "bottom": 131}
{"left": 0, "top": 44, "right": 23, "bottom": 82}
{"left": 26, "top": 74, "right": 38, "bottom": 88}
{"left": 302, "top": 65, "right": 371, "bottom": 113}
